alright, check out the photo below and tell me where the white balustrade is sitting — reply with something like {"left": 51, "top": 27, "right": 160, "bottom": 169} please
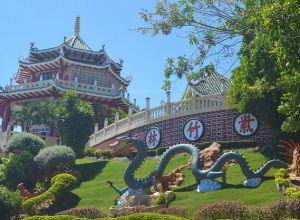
{"left": 7, "top": 79, "right": 119, "bottom": 97}
{"left": 116, "top": 118, "right": 129, "bottom": 131}
{"left": 149, "top": 106, "right": 166, "bottom": 120}
{"left": 88, "top": 95, "right": 228, "bottom": 147}
{"left": 130, "top": 111, "right": 145, "bottom": 126}
{"left": 9, "top": 80, "right": 53, "bottom": 92}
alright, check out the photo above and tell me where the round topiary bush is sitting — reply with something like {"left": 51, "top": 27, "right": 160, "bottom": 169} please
{"left": 34, "top": 145, "right": 76, "bottom": 171}
{"left": 4, "top": 151, "right": 36, "bottom": 189}
{"left": 6, "top": 133, "right": 46, "bottom": 156}
{"left": 0, "top": 186, "right": 22, "bottom": 219}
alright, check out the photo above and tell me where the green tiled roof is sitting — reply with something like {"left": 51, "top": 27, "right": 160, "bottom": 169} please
{"left": 190, "top": 71, "right": 231, "bottom": 95}
{"left": 65, "top": 35, "right": 91, "bottom": 51}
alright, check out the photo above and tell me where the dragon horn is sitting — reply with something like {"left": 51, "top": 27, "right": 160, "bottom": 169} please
{"left": 280, "top": 140, "right": 294, "bottom": 149}
{"left": 278, "top": 144, "right": 293, "bottom": 153}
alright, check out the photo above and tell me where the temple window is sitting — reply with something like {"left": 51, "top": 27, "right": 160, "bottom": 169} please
{"left": 30, "top": 127, "right": 50, "bottom": 136}
{"left": 40, "top": 71, "right": 59, "bottom": 81}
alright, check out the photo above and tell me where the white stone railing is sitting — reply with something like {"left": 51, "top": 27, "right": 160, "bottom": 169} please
{"left": 8, "top": 80, "right": 53, "bottom": 92}
{"left": 56, "top": 80, "right": 117, "bottom": 96}
{"left": 7, "top": 79, "right": 118, "bottom": 96}
{"left": 88, "top": 95, "right": 227, "bottom": 147}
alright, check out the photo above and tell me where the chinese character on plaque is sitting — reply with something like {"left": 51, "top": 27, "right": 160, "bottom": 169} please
{"left": 145, "top": 127, "right": 161, "bottom": 149}
{"left": 234, "top": 113, "right": 259, "bottom": 136}
{"left": 183, "top": 119, "right": 205, "bottom": 142}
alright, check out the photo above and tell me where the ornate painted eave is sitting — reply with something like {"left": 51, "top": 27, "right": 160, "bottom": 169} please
{"left": 17, "top": 55, "right": 130, "bottom": 86}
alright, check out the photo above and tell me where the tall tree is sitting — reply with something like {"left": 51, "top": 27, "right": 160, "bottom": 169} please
{"left": 262, "top": 0, "right": 300, "bottom": 134}
{"left": 54, "top": 90, "right": 94, "bottom": 157}
{"left": 139, "top": 0, "right": 300, "bottom": 137}
{"left": 138, "top": 0, "right": 254, "bottom": 90}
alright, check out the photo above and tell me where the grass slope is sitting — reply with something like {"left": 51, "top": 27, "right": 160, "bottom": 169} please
{"left": 71, "top": 150, "right": 283, "bottom": 218}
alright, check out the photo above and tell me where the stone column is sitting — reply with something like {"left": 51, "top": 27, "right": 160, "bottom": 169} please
{"left": 128, "top": 107, "right": 133, "bottom": 126}
{"left": 166, "top": 91, "right": 171, "bottom": 115}
{"left": 2, "top": 103, "right": 11, "bottom": 132}
{"left": 104, "top": 118, "right": 108, "bottom": 127}
{"left": 114, "top": 112, "right": 120, "bottom": 131}
{"left": 119, "top": 86, "right": 125, "bottom": 97}
{"left": 145, "top": 97, "right": 150, "bottom": 120}
{"left": 94, "top": 123, "right": 98, "bottom": 133}
{"left": 104, "top": 118, "right": 108, "bottom": 136}
{"left": 127, "top": 93, "right": 130, "bottom": 101}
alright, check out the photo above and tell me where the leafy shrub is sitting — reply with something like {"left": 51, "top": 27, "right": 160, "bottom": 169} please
{"left": 22, "top": 173, "right": 77, "bottom": 215}
{"left": 4, "top": 151, "right": 36, "bottom": 189}
{"left": 155, "top": 193, "right": 166, "bottom": 205}
{"left": 196, "top": 140, "right": 256, "bottom": 150}
{"left": 260, "top": 144, "right": 279, "bottom": 159}
{"left": 24, "top": 216, "right": 89, "bottom": 220}
{"left": 157, "top": 207, "right": 187, "bottom": 218}
{"left": 6, "top": 132, "right": 46, "bottom": 156}
{"left": 56, "top": 207, "right": 107, "bottom": 218}
{"left": 147, "top": 149, "right": 157, "bottom": 157}
{"left": 84, "top": 148, "right": 97, "bottom": 157}
{"left": 117, "top": 213, "right": 187, "bottom": 220}
{"left": 0, "top": 155, "right": 10, "bottom": 184}
{"left": 84, "top": 148, "right": 112, "bottom": 159}
{"left": 194, "top": 200, "right": 249, "bottom": 220}
{"left": 94, "top": 149, "right": 112, "bottom": 159}
{"left": 113, "top": 205, "right": 148, "bottom": 217}
{"left": 156, "top": 147, "right": 169, "bottom": 156}
{"left": 34, "top": 145, "right": 75, "bottom": 171}
{"left": 285, "top": 186, "right": 300, "bottom": 199}
{"left": 285, "top": 199, "right": 300, "bottom": 219}
{"left": 250, "top": 206, "right": 274, "bottom": 220}
{"left": 24, "top": 213, "right": 188, "bottom": 220}
{"left": 248, "top": 199, "right": 300, "bottom": 220}
{"left": 0, "top": 186, "right": 22, "bottom": 220}
{"left": 274, "top": 168, "right": 291, "bottom": 186}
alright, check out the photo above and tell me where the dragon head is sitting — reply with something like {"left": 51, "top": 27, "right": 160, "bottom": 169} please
{"left": 111, "top": 134, "right": 136, "bottom": 157}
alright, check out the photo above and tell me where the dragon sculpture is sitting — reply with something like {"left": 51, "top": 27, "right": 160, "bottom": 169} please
{"left": 107, "top": 136, "right": 286, "bottom": 195}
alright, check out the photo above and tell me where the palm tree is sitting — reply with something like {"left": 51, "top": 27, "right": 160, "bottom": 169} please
{"left": 12, "top": 100, "right": 56, "bottom": 132}
{"left": 12, "top": 102, "right": 36, "bottom": 132}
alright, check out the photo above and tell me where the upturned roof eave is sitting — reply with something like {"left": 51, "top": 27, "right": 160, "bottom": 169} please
{"left": 18, "top": 55, "right": 130, "bottom": 86}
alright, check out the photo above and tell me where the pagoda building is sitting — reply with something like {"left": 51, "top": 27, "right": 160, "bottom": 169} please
{"left": 0, "top": 16, "right": 138, "bottom": 146}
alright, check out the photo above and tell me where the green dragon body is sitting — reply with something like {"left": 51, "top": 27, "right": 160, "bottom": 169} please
{"left": 108, "top": 137, "right": 286, "bottom": 195}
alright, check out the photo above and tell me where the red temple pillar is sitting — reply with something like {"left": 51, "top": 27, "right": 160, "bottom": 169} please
{"left": 2, "top": 102, "right": 11, "bottom": 132}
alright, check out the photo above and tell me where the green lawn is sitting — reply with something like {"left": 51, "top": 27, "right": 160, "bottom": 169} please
{"left": 70, "top": 150, "right": 283, "bottom": 219}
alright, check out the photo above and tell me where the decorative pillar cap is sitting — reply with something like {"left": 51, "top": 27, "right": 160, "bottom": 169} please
{"left": 74, "top": 15, "right": 80, "bottom": 36}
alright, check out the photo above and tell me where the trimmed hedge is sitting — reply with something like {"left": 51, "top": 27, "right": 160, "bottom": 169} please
{"left": 6, "top": 132, "right": 46, "bottom": 156}
{"left": 22, "top": 173, "right": 77, "bottom": 215}
{"left": 194, "top": 200, "right": 249, "bottom": 220}
{"left": 84, "top": 148, "right": 112, "bottom": 159}
{"left": 34, "top": 145, "right": 75, "bottom": 171}
{"left": 56, "top": 207, "right": 107, "bottom": 218}
{"left": 0, "top": 186, "right": 22, "bottom": 220}
{"left": 24, "top": 213, "right": 188, "bottom": 220}
{"left": 194, "top": 199, "right": 300, "bottom": 220}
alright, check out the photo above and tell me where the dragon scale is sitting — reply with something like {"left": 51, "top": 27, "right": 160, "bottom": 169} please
{"left": 110, "top": 138, "right": 286, "bottom": 193}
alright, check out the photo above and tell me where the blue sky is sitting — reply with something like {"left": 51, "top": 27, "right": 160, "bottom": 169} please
{"left": 0, "top": 0, "right": 236, "bottom": 109}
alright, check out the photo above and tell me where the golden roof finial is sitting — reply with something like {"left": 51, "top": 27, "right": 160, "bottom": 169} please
{"left": 74, "top": 15, "right": 80, "bottom": 36}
